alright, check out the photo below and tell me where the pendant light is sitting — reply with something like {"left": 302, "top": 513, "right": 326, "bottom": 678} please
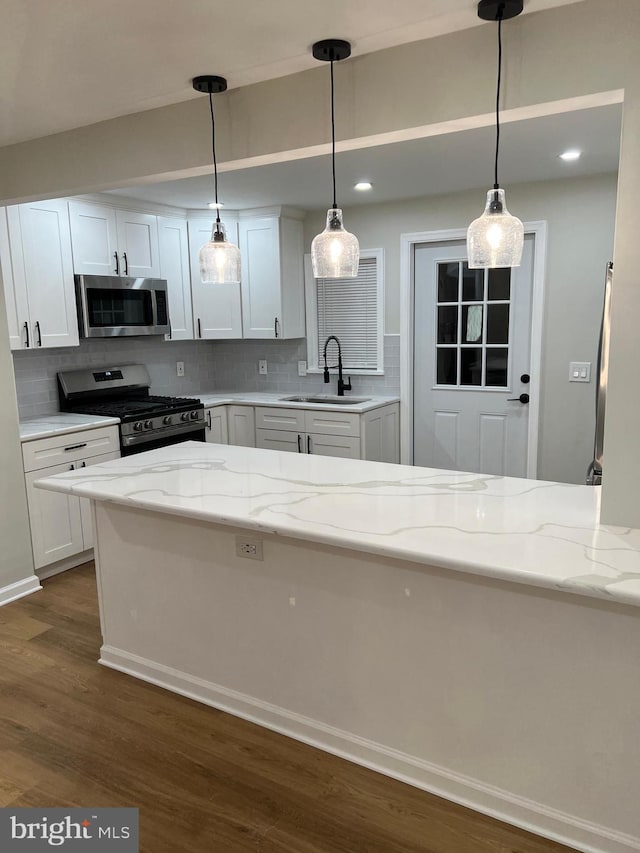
{"left": 310, "top": 40, "right": 359, "bottom": 279}
{"left": 467, "top": 0, "right": 524, "bottom": 269}
{"left": 192, "top": 75, "right": 241, "bottom": 284}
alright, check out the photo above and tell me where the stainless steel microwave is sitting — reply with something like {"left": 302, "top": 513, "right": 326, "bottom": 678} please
{"left": 75, "top": 275, "right": 170, "bottom": 338}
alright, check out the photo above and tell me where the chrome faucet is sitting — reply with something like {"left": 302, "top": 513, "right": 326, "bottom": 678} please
{"left": 323, "top": 335, "right": 352, "bottom": 396}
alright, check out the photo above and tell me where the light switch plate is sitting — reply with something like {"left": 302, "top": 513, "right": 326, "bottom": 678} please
{"left": 298, "top": 360, "right": 307, "bottom": 376}
{"left": 258, "top": 359, "right": 268, "bottom": 375}
{"left": 176, "top": 361, "right": 185, "bottom": 377}
{"left": 569, "top": 361, "right": 591, "bottom": 382}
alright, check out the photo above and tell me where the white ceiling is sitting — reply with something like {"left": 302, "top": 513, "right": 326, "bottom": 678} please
{"left": 104, "top": 104, "right": 621, "bottom": 212}
{"left": 0, "top": 0, "right": 582, "bottom": 147}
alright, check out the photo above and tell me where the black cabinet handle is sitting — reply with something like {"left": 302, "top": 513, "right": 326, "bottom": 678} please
{"left": 297, "top": 434, "right": 302, "bottom": 453}
{"left": 507, "top": 393, "right": 530, "bottom": 404}
{"left": 23, "top": 321, "right": 30, "bottom": 348}
{"left": 69, "top": 463, "right": 75, "bottom": 471}
{"left": 114, "top": 252, "right": 120, "bottom": 275}
{"left": 35, "top": 321, "right": 42, "bottom": 347}
{"left": 81, "top": 461, "right": 86, "bottom": 468}
{"left": 64, "top": 442, "right": 87, "bottom": 452}
{"left": 123, "top": 251, "right": 128, "bottom": 275}
{"left": 307, "top": 435, "right": 312, "bottom": 454}
{"left": 274, "top": 317, "right": 279, "bottom": 338}
{"left": 197, "top": 318, "right": 202, "bottom": 339}
{"left": 206, "top": 411, "right": 212, "bottom": 430}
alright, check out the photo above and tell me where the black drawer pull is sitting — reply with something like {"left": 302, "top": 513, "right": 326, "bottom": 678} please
{"left": 64, "top": 443, "right": 88, "bottom": 451}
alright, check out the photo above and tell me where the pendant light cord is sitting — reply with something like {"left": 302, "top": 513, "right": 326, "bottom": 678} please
{"left": 494, "top": 14, "right": 503, "bottom": 190}
{"left": 330, "top": 58, "right": 337, "bottom": 209}
{"left": 208, "top": 90, "right": 221, "bottom": 232}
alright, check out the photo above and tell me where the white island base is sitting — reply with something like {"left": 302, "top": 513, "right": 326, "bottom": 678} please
{"left": 91, "top": 500, "right": 640, "bottom": 853}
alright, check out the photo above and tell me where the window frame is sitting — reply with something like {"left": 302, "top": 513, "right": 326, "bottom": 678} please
{"left": 304, "top": 248, "right": 385, "bottom": 375}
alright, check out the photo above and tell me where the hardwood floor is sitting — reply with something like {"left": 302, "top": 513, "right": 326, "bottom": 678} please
{"left": 0, "top": 564, "right": 576, "bottom": 853}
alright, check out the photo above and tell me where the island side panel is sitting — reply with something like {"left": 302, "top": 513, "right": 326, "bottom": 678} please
{"left": 92, "top": 501, "right": 640, "bottom": 851}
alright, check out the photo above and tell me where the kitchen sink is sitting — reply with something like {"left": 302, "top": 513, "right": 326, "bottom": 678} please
{"left": 280, "top": 395, "right": 371, "bottom": 405}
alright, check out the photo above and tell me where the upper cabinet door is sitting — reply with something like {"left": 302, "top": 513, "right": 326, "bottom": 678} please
{"left": 188, "top": 217, "right": 242, "bottom": 340}
{"left": 115, "top": 210, "right": 160, "bottom": 278}
{"left": 0, "top": 207, "right": 30, "bottom": 350}
{"left": 18, "top": 199, "right": 79, "bottom": 349}
{"left": 158, "top": 217, "right": 193, "bottom": 340}
{"left": 68, "top": 200, "right": 119, "bottom": 276}
{"left": 239, "top": 217, "right": 282, "bottom": 338}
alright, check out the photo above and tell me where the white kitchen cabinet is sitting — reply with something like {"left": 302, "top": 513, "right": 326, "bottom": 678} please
{"left": 69, "top": 201, "right": 160, "bottom": 278}
{"left": 239, "top": 208, "right": 305, "bottom": 339}
{"left": 255, "top": 428, "right": 360, "bottom": 458}
{"left": 22, "top": 426, "right": 120, "bottom": 573}
{"left": 204, "top": 406, "right": 229, "bottom": 444}
{"left": 2, "top": 200, "right": 79, "bottom": 350}
{"left": 158, "top": 217, "right": 193, "bottom": 340}
{"left": 227, "top": 405, "right": 256, "bottom": 447}
{"left": 256, "top": 428, "right": 303, "bottom": 454}
{"left": 361, "top": 404, "right": 400, "bottom": 464}
{"left": 188, "top": 217, "right": 242, "bottom": 340}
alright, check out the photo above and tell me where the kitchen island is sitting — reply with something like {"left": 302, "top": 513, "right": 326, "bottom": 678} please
{"left": 36, "top": 442, "right": 640, "bottom": 853}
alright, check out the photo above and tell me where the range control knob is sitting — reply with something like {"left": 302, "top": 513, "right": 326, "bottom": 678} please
{"left": 143, "top": 420, "right": 153, "bottom": 429}
{"left": 163, "top": 416, "right": 172, "bottom": 425}
{"left": 190, "top": 410, "right": 199, "bottom": 420}
{"left": 180, "top": 412, "right": 189, "bottom": 422}
{"left": 133, "top": 422, "right": 143, "bottom": 432}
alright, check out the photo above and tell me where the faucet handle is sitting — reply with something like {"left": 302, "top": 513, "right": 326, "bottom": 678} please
{"left": 344, "top": 376, "right": 352, "bottom": 391}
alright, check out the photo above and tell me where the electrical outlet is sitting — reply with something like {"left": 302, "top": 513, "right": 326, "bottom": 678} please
{"left": 298, "top": 360, "right": 307, "bottom": 376}
{"left": 176, "top": 361, "right": 185, "bottom": 377}
{"left": 258, "top": 359, "right": 268, "bottom": 375}
{"left": 235, "top": 537, "right": 264, "bottom": 561}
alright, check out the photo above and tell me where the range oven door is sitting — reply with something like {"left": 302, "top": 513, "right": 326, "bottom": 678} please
{"left": 76, "top": 275, "right": 170, "bottom": 337}
{"left": 120, "top": 428, "right": 206, "bottom": 457}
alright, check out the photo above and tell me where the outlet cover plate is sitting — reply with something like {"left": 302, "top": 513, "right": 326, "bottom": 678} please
{"left": 235, "top": 536, "right": 264, "bottom": 561}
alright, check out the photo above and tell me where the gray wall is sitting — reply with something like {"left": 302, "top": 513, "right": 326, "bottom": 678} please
{"left": 304, "top": 173, "right": 618, "bottom": 484}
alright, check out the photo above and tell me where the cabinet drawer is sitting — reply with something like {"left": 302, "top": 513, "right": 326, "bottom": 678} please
{"left": 304, "top": 410, "right": 360, "bottom": 437}
{"left": 307, "top": 433, "right": 361, "bottom": 459}
{"left": 256, "top": 428, "right": 303, "bottom": 453}
{"left": 255, "top": 407, "right": 306, "bottom": 432}
{"left": 22, "top": 426, "right": 120, "bottom": 472}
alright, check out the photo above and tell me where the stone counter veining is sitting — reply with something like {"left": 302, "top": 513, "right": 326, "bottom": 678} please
{"left": 34, "top": 441, "right": 640, "bottom": 608}
{"left": 19, "top": 413, "right": 121, "bottom": 442}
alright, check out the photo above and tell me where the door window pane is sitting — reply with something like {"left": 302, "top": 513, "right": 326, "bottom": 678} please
{"left": 488, "top": 268, "right": 511, "bottom": 301}
{"left": 461, "top": 348, "right": 482, "bottom": 386}
{"left": 462, "top": 305, "right": 483, "bottom": 343}
{"left": 437, "top": 349, "right": 457, "bottom": 385}
{"left": 486, "top": 304, "right": 510, "bottom": 344}
{"left": 485, "top": 349, "right": 508, "bottom": 386}
{"left": 462, "top": 264, "right": 484, "bottom": 302}
{"left": 437, "top": 306, "right": 458, "bottom": 343}
{"left": 438, "top": 263, "right": 459, "bottom": 302}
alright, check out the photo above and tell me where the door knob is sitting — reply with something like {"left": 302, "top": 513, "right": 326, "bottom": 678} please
{"left": 508, "top": 393, "right": 530, "bottom": 404}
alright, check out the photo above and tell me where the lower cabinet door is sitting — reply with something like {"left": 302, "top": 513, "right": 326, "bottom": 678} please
{"left": 79, "top": 451, "right": 121, "bottom": 550}
{"left": 256, "top": 428, "right": 304, "bottom": 454}
{"left": 307, "top": 433, "right": 361, "bottom": 459}
{"left": 227, "top": 406, "right": 256, "bottom": 447}
{"left": 24, "top": 463, "right": 84, "bottom": 569}
{"left": 205, "top": 407, "right": 229, "bottom": 444}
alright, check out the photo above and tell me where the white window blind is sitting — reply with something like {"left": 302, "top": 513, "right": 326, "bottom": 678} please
{"left": 314, "top": 254, "right": 382, "bottom": 370}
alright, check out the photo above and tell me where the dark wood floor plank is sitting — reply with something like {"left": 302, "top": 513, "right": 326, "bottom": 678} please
{"left": 0, "top": 564, "right": 576, "bottom": 852}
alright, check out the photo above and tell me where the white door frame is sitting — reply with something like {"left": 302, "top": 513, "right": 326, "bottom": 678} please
{"left": 399, "top": 223, "right": 548, "bottom": 477}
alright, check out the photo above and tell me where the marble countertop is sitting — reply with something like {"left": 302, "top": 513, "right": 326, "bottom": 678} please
{"left": 34, "top": 441, "right": 640, "bottom": 608}
{"left": 196, "top": 391, "right": 400, "bottom": 413}
{"left": 19, "top": 413, "right": 121, "bottom": 442}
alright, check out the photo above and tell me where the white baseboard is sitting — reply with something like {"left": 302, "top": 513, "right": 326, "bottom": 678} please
{"left": 0, "top": 574, "right": 42, "bottom": 607}
{"left": 100, "top": 645, "right": 640, "bottom": 853}
{"left": 36, "top": 551, "right": 94, "bottom": 581}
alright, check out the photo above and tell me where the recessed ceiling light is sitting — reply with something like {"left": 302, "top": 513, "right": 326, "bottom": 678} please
{"left": 354, "top": 181, "right": 373, "bottom": 191}
{"left": 208, "top": 201, "right": 225, "bottom": 209}
{"left": 559, "top": 150, "right": 581, "bottom": 162}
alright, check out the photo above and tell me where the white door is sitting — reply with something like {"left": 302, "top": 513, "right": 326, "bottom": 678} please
{"left": 239, "top": 217, "right": 281, "bottom": 338}
{"left": 413, "top": 236, "right": 534, "bottom": 477}
{"left": 205, "top": 407, "right": 229, "bottom": 444}
{"left": 158, "top": 217, "right": 193, "bottom": 340}
{"left": 115, "top": 210, "right": 160, "bottom": 278}
{"left": 68, "top": 200, "right": 119, "bottom": 276}
{"left": 188, "top": 218, "right": 243, "bottom": 339}
{"left": 25, "top": 462, "right": 84, "bottom": 568}
{"left": 0, "top": 207, "right": 29, "bottom": 349}
{"left": 17, "top": 199, "right": 79, "bottom": 348}
{"left": 79, "top": 450, "right": 121, "bottom": 550}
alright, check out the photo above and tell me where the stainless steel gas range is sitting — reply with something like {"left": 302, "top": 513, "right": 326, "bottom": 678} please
{"left": 57, "top": 364, "right": 205, "bottom": 456}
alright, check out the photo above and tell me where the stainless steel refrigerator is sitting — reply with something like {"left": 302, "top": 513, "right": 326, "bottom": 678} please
{"left": 586, "top": 261, "right": 613, "bottom": 485}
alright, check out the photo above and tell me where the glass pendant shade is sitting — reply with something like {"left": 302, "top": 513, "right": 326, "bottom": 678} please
{"left": 199, "top": 223, "right": 241, "bottom": 284}
{"left": 311, "top": 208, "right": 359, "bottom": 279}
{"left": 467, "top": 189, "right": 524, "bottom": 269}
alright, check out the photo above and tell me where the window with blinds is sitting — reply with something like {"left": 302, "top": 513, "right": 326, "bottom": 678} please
{"left": 306, "top": 250, "right": 384, "bottom": 372}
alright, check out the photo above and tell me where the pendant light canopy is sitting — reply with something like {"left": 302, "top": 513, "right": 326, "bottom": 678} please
{"left": 311, "top": 39, "right": 359, "bottom": 280}
{"left": 467, "top": 0, "right": 524, "bottom": 269}
{"left": 192, "top": 75, "right": 241, "bottom": 284}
